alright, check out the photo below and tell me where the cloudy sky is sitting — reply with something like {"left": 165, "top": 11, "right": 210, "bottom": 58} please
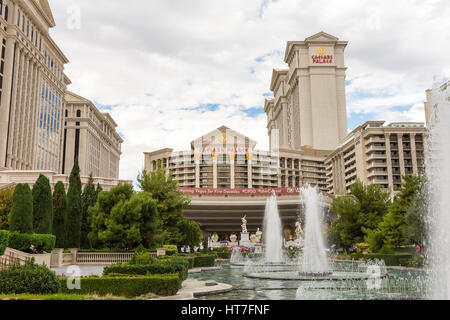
{"left": 48, "top": 0, "right": 450, "bottom": 183}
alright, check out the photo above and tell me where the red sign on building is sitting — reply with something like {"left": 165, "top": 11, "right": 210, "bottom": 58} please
{"left": 177, "top": 187, "right": 302, "bottom": 196}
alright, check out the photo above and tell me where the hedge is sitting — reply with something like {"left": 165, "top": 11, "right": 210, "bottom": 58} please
{"left": 163, "top": 245, "right": 178, "bottom": 256}
{"left": 103, "top": 259, "right": 189, "bottom": 280}
{"left": 59, "top": 274, "right": 181, "bottom": 297}
{"left": 0, "top": 261, "right": 60, "bottom": 295}
{"left": 364, "top": 253, "right": 413, "bottom": 266}
{"left": 8, "top": 232, "right": 56, "bottom": 253}
{"left": 0, "top": 230, "right": 10, "bottom": 255}
{"left": 192, "top": 254, "right": 216, "bottom": 268}
{"left": 350, "top": 252, "right": 413, "bottom": 266}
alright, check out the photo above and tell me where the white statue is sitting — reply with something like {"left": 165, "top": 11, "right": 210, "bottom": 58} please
{"left": 211, "top": 233, "right": 219, "bottom": 243}
{"left": 241, "top": 215, "right": 248, "bottom": 233}
{"left": 229, "top": 233, "right": 237, "bottom": 243}
{"left": 295, "top": 222, "right": 304, "bottom": 245}
{"left": 255, "top": 228, "right": 262, "bottom": 244}
{"left": 250, "top": 233, "right": 257, "bottom": 243}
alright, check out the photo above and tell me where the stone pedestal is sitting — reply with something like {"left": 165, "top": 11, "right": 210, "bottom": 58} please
{"left": 254, "top": 245, "right": 263, "bottom": 253}
{"left": 239, "top": 232, "right": 252, "bottom": 247}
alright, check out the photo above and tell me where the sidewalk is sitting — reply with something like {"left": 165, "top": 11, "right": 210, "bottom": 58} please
{"left": 151, "top": 278, "right": 232, "bottom": 300}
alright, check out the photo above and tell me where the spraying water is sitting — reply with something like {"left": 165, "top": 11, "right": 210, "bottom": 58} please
{"left": 427, "top": 80, "right": 450, "bottom": 299}
{"left": 263, "top": 191, "right": 284, "bottom": 263}
{"left": 300, "top": 185, "right": 330, "bottom": 274}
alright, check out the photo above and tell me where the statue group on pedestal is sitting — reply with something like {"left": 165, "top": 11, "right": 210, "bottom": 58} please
{"left": 210, "top": 215, "right": 304, "bottom": 248}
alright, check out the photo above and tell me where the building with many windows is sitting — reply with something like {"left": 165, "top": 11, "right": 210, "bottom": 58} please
{"left": 0, "top": 0, "right": 70, "bottom": 172}
{"left": 62, "top": 92, "right": 122, "bottom": 179}
{"left": 324, "top": 121, "right": 426, "bottom": 197}
{"left": 0, "top": 1, "right": 126, "bottom": 191}
{"left": 144, "top": 126, "right": 329, "bottom": 193}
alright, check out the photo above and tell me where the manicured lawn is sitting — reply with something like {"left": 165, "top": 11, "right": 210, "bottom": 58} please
{"left": 0, "top": 293, "right": 160, "bottom": 300}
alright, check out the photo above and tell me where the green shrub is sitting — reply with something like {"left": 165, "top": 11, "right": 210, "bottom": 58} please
{"left": 163, "top": 245, "right": 178, "bottom": 256}
{"left": 350, "top": 252, "right": 365, "bottom": 261}
{"left": 378, "top": 245, "right": 395, "bottom": 255}
{"left": 129, "top": 245, "right": 154, "bottom": 265}
{"left": 9, "top": 184, "right": 33, "bottom": 234}
{"left": 193, "top": 254, "right": 216, "bottom": 268}
{"left": 130, "top": 251, "right": 153, "bottom": 265}
{"left": 8, "top": 232, "right": 56, "bottom": 253}
{"left": 364, "top": 253, "right": 413, "bottom": 266}
{"left": 0, "top": 230, "right": 10, "bottom": 255}
{"left": 59, "top": 274, "right": 181, "bottom": 297}
{"left": 0, "top": 261, "right": 60, "bottom": 294}
{"left": 103, "top": 259, "right": 189, "bottom": 280}
{"left": 215, "top": 251, "right": 231, "bottom": 259}
{"left": 166, "top": 255, "right": 196, "bottom": 269}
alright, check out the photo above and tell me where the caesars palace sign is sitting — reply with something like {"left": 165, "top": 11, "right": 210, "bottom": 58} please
{"left": 312, "top": 47, "right": 333, "bottom": 64}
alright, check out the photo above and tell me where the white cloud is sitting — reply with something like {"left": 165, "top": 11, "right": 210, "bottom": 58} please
{"left": 48, "top": 0, "right": 450, "bottom": 182}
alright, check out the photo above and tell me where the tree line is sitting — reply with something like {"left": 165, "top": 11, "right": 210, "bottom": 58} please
{"left": 0, "top": 160, "right": 202, "bottom": 250}
{"left": 329, "top": 175, "right": 427, "bottom": 252}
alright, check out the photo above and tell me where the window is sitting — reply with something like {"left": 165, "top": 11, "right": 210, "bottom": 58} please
{"left": 4, "top": 5, "right": 7, "bottom": 22}
{"left": 0, "top": 1, "right": 3, "bottom": 16}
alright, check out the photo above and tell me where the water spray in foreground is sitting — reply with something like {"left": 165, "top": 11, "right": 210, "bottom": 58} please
{"left": 300, "top": 185, "right": 330, "bottom": 275}
{"left": 427, "top": 80, "right": 450, "bottom": 299}
{"left": 263, "top": 191, "right": 284, "bottom": 263}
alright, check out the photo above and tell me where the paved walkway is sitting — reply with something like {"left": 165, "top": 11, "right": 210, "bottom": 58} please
{"left": 188, "top": 266, "right": 222, "bottom": 273}
{"left": 152, "top": 278, "right": 233, "bottom": 300}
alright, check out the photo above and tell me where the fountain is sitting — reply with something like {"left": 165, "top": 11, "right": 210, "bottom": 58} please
{"left": 230, "top": 246, "right": 245, "bottom": 265}
{"left": 263, "top": 191, "right": 284, "bottom": 263}
{"left": 299, "top": 186, "right": 331, "bottom": 276}
{"left": 245, "top": 185, "right": 387, "bottom": 283}
{"left": 426, "top": 80, "right": 450, "bottom": 299}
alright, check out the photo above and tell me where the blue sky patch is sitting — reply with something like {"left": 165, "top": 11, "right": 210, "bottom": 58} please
{"left": 179, "top": 103, "right": 221, "bottom": 113}
{"left": 242, "top": 107, "right": 265, "bottom": 117}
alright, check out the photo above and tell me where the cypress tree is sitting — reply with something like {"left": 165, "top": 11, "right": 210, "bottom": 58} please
{"left": 66, "top": 159, "right": 82, "bottom": 248}
{"left": 52, "top": 182, "right": 67, "bottom": 248}
{"left": 9, "top": 184, "right": 33, "bottom": 233}
{"left": 96, "top": 183, "right": 103, "bottom": 196}
{"left": 80, "top": 174, "right": 97, "bottom": 249}
{"left": 32, "top": 175, "right": 54, "bottom": 234}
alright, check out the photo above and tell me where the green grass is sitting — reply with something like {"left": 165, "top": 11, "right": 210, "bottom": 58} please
{"left": 0, "top": 293, "right": 131, "bottom": 300}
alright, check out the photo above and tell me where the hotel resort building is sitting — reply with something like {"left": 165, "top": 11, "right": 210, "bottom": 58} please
{"left": 0, "top": 0, "right": 127, "bottom": 191}
{"left": 144, "top": 32, "right": 430, "bottom": 238}
{"left": 325, "top": 121, "right": 426, "bottom": 197}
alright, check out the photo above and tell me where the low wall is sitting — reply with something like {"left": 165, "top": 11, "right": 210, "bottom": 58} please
{"left": 1, "top": 248, "right": 51, "bottom": 267}
{"left": 51, "top": 249, "right": 160, "bottom": 267}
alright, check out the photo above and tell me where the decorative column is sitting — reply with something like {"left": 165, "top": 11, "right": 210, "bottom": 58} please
{"left": 411, "top": 134, "right": 418, "bottom": 175}
{"left": 230, "top": 157, "right": 235, "bottom": 189}
{"left": 384, "top": 134, "right": 394, "bottom": 195}
{"left": 398, "top": 134, "right": 406, "bottom": 177}
{"left": 0, "top": 38, "right": 17, "bottom": 167}
{"left": 213, "top": 158, "right": 217, "bottom": 189}
{"left": 247, "top": 156, "right": 252, "bottom": 188}
{"left": 195, "top": 161, "right": 200, "bottom": 188}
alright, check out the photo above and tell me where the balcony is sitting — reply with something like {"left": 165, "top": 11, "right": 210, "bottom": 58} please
{"left": 366, "top": 153, "right": 386, "bottom": 161}
{"left": 366, "top": 145, "right": 386, "bottom": 153}
{"left": 368, "top": 170, "right": 388, "bottom": 179}
{"left": 365, "top": 137, "right": 385, "bottom": 146}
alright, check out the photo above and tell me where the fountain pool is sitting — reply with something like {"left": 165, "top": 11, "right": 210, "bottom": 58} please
{"left": 191, "top": 261, "right": 427, "bottom": 300}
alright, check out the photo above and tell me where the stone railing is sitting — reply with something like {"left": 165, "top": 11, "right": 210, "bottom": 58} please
{"left": 76, "top": 252, "right": 135, "bottom": 265}
{"left": 51, "top": 249, "right": 161, "bottom": 267}
{"left": 1, "top": 248, "right": 52, "bottom": 267}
